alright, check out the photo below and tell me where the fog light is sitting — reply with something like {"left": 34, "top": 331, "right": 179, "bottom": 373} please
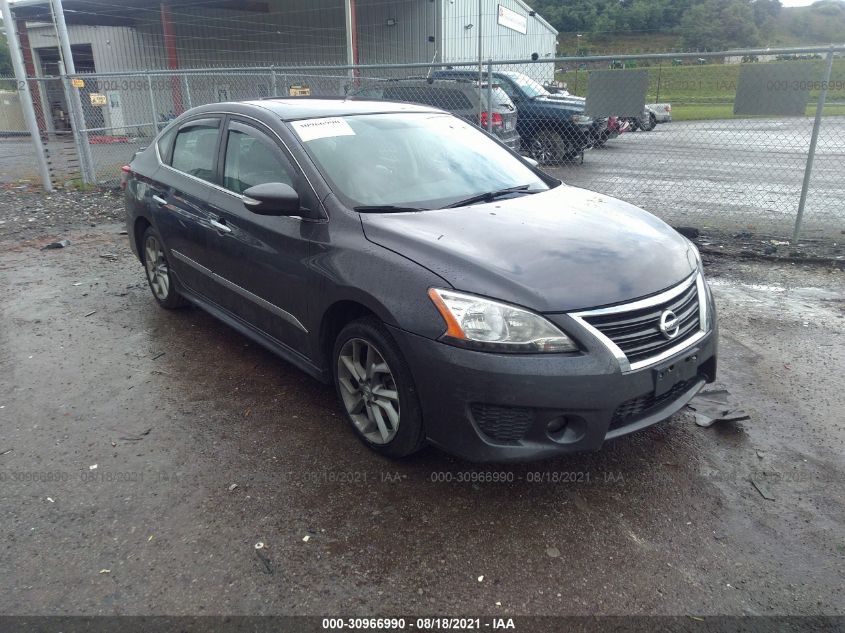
{"left": 547, "top": 415, "right": 587, "bottom": 444}
{"left": 546, "top": 416, "right": 568, "bottom": 434}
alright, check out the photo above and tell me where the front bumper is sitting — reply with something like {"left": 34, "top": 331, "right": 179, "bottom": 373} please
{"left": 388, "top": 297, "right": 717, "bottom": 463}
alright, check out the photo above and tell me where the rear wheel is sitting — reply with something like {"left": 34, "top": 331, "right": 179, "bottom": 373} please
{"left": 333, "top": 318, "right": 425, "bottom": 458}
{"left": 640, "top": 112, "right": 657, "bottom": 132}
{"left": 142, "top": 226, "right": 188, "bottom": 309}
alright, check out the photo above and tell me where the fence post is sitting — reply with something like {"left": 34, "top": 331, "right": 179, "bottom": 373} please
{"left": 182, "top": 74, "right": 192, "bottom": 109}
{"left": 270, "top": 67, "right": 278, "bottom": 97}
{"left": 1, "top": 0, "right": 53, "bottom": 191}
{"left": 486, "top": 59, "right": 493, "bottom": 132}
{"left": 793, "top": 49, "right": 834, "bottom": 244}
{"left": 59, "top": 68, "right": 95, "bottom": 185}
{"left": 656, "top": 63, "right": 663, "bottom": 103}
{"left": 50, "top": 0, "right": 95, "bottom": 184}
{"left": 147, "top": 74, "right": 158, "bottom": 135}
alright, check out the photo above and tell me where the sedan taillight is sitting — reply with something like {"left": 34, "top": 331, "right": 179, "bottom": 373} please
{"left": 120, "top": 165, "right": 132, "bottom": 190}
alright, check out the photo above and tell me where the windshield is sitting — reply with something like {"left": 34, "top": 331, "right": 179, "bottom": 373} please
{"left": 508, "top": 73, "right": 550, "bottom": 99}
{"left": 291, "top": 113, "right": 548, "bottom": 210}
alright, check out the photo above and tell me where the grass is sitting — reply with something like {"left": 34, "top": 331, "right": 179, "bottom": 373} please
{"left": 667, "top": 102, "right": 845, "bottom": 121}
{"left": 63, "top": 178, "right": 99, "bottom": 192}
{"left": 555, "top": 59, "right": 845, "bottom": 121}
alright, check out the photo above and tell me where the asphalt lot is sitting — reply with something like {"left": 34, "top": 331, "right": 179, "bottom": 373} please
{"left": 0, "top": 191, "right": 844, "bottom": 617}
{"left": 547, "top": 117, "right": 845, "bottom": 238}
{"left": 2, "top": 117, "right": 843, "bottom": 241}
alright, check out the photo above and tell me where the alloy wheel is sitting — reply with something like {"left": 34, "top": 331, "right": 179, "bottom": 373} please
{"left": 144, "top": 235, "right": 170, "bottom": 301}
{"left": 337, "top": 337, "right": 400, "bottom": 445}
{"left": 530, "top": 133, "right": 557, "bottom": 164}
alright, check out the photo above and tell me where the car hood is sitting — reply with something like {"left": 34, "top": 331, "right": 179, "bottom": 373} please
{"left": 360, "top": 186, "right": 698, "bottom": 313}
{"left": 535, "top": 94, "right": 586, "bottom": 110}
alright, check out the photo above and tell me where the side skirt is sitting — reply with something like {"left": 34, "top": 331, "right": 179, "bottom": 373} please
{"left": 179, "top": 286, "right": 330, "bottom": 384}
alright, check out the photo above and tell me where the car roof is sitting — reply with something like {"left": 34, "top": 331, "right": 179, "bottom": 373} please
{"left": 436, "top": 69, "right": 525, "bottom": 79}
{"left": 240, "top": 97, "right": 442, "bottom": 121}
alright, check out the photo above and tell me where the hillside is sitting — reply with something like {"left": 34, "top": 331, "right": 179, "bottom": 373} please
{"left": 547, "top": 0, "right": 845, "bottom": 55}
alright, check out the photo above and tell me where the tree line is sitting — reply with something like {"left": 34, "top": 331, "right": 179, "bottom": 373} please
{"left": 531, "top": 0, "right": 784, "bottom": 50}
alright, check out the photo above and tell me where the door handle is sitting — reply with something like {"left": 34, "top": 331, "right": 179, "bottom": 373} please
{"left": 209, "top": 218, "right": 232, "bottom": 233}
{"left": 152, "top": 194, "right": 167, "bottom": 206}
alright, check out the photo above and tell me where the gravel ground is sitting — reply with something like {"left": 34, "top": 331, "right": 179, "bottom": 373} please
{"left": 0, "top": 184, "right": 123, "bottom": 242}
{"left": 1, "top": 189, "right": 844, "bottom": 619}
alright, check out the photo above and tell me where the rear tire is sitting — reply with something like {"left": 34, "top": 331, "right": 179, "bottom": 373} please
{"left": 641, "top": 113, "right": 657, "bottom": 132}
{"left": 332, "top": 317, "right": 426, "bottom": 458}
{"left": 141, "top": 226, "right": 188, "bottom": 309}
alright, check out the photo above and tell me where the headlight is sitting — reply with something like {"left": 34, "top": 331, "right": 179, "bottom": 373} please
{"left": 570, "top": 114, "right": 592, "bottom": 124}
{"left": 687, "top": 238, "right": 703, "bottom": 271}
{"left": 427, "top": 288, "right": 578, "bottom": 353}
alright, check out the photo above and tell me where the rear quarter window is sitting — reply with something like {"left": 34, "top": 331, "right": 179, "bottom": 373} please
{"left": 156, "top": 127, "right": 177, "bottom": 164}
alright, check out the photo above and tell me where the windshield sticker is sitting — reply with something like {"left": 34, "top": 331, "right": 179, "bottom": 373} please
{"left": 291, "top": 117, "right": 355, "bottom": 142}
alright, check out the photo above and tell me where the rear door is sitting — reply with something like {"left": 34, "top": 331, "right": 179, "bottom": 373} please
{"left": 149, "top": 116, "right": 222, "bottom": 298}
{"left": 201, "top": 117, "right": 318, "bottom": 355}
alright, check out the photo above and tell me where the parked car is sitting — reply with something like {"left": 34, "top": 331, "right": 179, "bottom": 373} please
{"left": 622, "top": 107, "right": 657, "bottom": 133}
{"left": 362, "top": 78, "right": 520, "bottom": 151}
{"left": 433, "top": 69, "right": 605, "bottom": 163}
{"left": 123, "top": 98, "right": 718, "bottom": 462}
{"left": 594, "top": 115, "right": 632, "bottom": 146}
{"left": 646, "top": 103, "right": 672, "bottom": 123}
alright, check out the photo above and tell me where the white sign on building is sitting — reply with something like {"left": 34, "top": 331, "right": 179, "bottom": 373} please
{"left": 497, "top": 4, "right": 528, "bottom": 34}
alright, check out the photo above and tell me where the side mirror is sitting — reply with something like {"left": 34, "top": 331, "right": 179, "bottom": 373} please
{"left": 242, "top": 182, "right": 301, "bottom": 216}
{"left": 522, "top": 156, "right": 539, "bottom": 168}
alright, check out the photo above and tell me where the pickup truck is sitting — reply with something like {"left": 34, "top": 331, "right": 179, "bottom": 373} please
{"left": 432, "top": 69, "right": 605, "bottom": 164}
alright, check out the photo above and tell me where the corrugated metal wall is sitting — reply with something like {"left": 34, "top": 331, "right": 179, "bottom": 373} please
{"left": 440, "top": 0, "right": 557, "bottom": 82}
{"left": 131, "top": 0, "right": 348, "bottom": 68}
{"left": 356, "top": 0, "right": 437, "bottom": 66}
{"left": 26, "top": 24, "right": 167, "bottom": 72}
{"left": 20, "top": 0, "right": 558, "bottom": 134}
{"left": 26, "top": 24, "right": 168, "bottom": 135}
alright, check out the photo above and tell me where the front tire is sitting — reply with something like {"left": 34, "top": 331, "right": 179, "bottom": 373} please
{"left": 333, "top": 317, "right": 425, "bottom": 458}
{"left": 529, "top": 130, "right": 579, "bottom": 164}
{"left": 141, "top": 226, "right": 188, "bottom": 309}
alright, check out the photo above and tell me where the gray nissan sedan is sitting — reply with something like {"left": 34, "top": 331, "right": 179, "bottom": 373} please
{"left": 124, "top": 98, "right": 717, "bottom": 462}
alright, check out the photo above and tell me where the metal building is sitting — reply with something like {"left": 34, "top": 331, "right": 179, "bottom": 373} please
{"left": 11, "top": 0, "right": 558, "bottom": 73}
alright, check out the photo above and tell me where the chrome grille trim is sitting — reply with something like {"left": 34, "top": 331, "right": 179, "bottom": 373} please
{"left": 570, "top": 272, "right": 708, "bottom": 373}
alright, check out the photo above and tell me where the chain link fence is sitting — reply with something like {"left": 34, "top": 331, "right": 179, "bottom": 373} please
{"left": 1, "top": 74, "right": 86, "bottom": 188}
{"left": 3, "top": 48, "right": 844, "bottom": 241}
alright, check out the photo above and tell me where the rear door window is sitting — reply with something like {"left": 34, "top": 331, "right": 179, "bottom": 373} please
{"left": 170, "top": 118, "right": 221, "bottom": 182}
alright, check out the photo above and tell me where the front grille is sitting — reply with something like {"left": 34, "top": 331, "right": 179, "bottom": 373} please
{"left": 582, "top": 277, "right": 702, "bottom": 367}
{"left": 471, "top": 403, "right": 534, "bottom": 443}
{"left": 609, "top": 377, "right": 699, "bottom": 431}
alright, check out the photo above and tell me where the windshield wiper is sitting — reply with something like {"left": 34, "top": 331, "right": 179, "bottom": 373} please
{"left": 445, "top": 184, "right": 537, "bottom": 208}
{"left": 354, "top": 205, "right": 429, "bottom": 213}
